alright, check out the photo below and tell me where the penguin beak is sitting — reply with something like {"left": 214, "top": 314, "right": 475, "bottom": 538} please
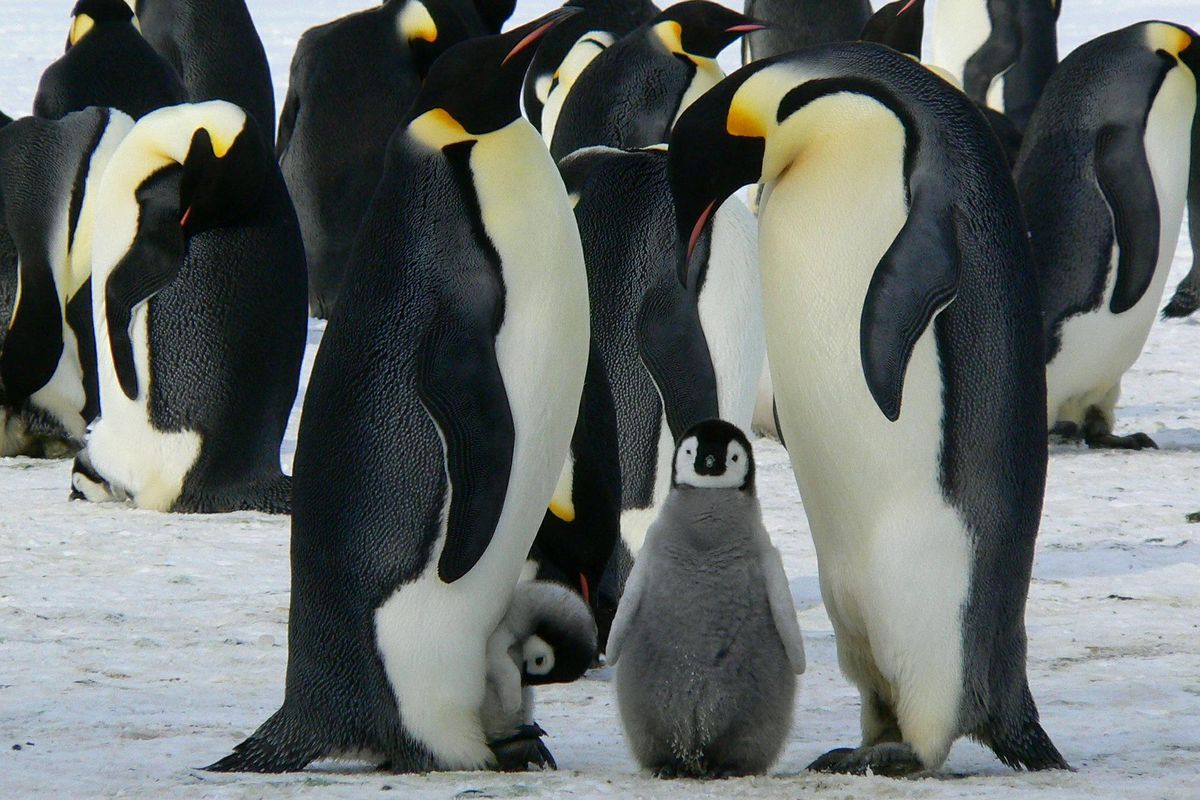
{"left": 725, "top": 23, "right": 768, "bottom": 34}
{"left": 501, "top": 6, "right": 582, "bottom": 68}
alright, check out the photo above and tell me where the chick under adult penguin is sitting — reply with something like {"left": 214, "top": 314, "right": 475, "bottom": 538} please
{"left": 34, "top": 0, "right": 184, "bottom": 121}
{"left": 206, "top": 9, "right": 590, "bottom": 774}
{"left": 279, "top": 0, "right": 475, "bottom": 318}
{"left": 549, "top": 1, "right": 764, "bottom": 161}
{"left": 608, "top": 420, "right": 805, "bottom": 778}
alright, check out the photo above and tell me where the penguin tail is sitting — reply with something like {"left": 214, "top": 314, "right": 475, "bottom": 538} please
{"left": 249, "top": 473, "right": 292, "bottom": 515}
{"left": 204, "top": 708, "right": 325, "bottom": 773}
{"left": 982, "top": 686, "right": 1071, "bottom": 772}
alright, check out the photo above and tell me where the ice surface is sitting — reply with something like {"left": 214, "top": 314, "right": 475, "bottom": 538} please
{"left": 1, "top": 1, "right": 1198, "bottom": 798}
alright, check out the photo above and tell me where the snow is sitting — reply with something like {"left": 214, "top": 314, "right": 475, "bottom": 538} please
{"left": 1, "top": 0, "right": 1199, "bottom": 798}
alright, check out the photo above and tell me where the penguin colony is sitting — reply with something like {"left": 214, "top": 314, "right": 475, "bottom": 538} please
{"left": 0, "top": 0, "right": 1195, "bottom": 782}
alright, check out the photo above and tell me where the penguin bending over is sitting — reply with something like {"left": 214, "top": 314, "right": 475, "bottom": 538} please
{"left": 608, "top": 420, "right": 805, "bottom": 778}
{"left": 549, "top": 1, "right": 764, "bottom": 161}
{"left": 278, "top": 0, "right": 474, "bottom": 318}
{"left": 0, "top": 108, "right": 135, "bottom": 457}
{"left": 34, "top": 0, "right": 184, "bottom": 122}
{"left": 206, "top": 10, "right": 589, "bottom": 773}
{"left": 668, "top": 43, "right": 1068, "bottom": 775}
{"left": 742, "top": 0, "right": 870, "bottom": 65}
{"left": 133, "top": 0, "right": 276, "bottom": 144}
{"left": 73, "top": 101, "right": 307, "bottom": 513}
{"left": 1016, "top": 23, "right": 1200, "bottom": 449}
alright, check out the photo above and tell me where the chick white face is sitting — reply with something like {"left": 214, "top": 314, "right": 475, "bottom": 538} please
{"left": 674, "top": 434, "right": 751, "bottom": 490}
{"left": 522, "top": 635, "right": 555, "bottom": 677}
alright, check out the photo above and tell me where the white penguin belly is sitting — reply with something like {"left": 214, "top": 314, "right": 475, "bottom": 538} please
{"left": 374, "top": 119, "right": 589, "bottom": 769}
{"left": 673, "top": 58, "right": 725, "bottom": 128}
{"left": 541, "top": 32, "right": 614, "bottom": 147}
{"left": 758, "top": 105, "right": 969, "bottom": 761}
{"left": 1046, "top": 66, "right": 1196, "bottom": 426}
{"left": 929, "top": 0, "right": 991, "bottom": 86}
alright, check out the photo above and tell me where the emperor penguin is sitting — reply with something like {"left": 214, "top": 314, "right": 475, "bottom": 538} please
{"left": 607, "top": 420, "right": 805, "bottom": 778}
{"left": 549, "top": 1, "right": 765, "bottom": 161}
{"left": 133, "top": 0, "right": 276, "bottom": 144}
{"left": 523, "top": 0, "right": 660, "bottom": 143}
{"left": 482, "top": 580, "right": 597, "bottom": 770}
{"left": 1016, "top": 22, "right": 1200, "bottom": 450}
{"left": 278, "top": 0, "right": 475, "bottom": 319}
{"left": 667, "top": 43, "right": 1068, "bottom": 775}
{"left": 930, "top": 0, "right": 1060, "bottom": 131}
{"left": 742, "top": 0, "right": 871, "bottom": 65}
{"left": 206, "top": 9, "right": 590, "bottom": 773}
{"left": 73, "top": 101, "right": 307, "bottom": 513}
{"left": 0, "top": 108, "right": 134, "bottom": 457}
{"left": 558, "top": 144, "right": 763, "bottom": 569}
{"left": 34, "top": 0, "right": 184, "bottom": 121}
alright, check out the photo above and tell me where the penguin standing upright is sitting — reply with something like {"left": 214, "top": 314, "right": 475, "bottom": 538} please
{"left": 742, "top": 0, "right": 871, "bottom": 65}
{"left": 134, "top": 0, "right": 276, "bottom": 143}
{"left": 278, "top": 0, "right": 475, "bottom": 318}
{"left": 207, "top": 10, "right": 590, "bottom": 773}
{"left": 34, "top": 0, "right": 184, "bottom": 121}
{"left": 558, "top": 144, "right": 763, "bottom": 562}
{"left": 668, "top": 43, "right": 1068, "bottom": 775}
{"left": 549, "top": 1, "right": 764, "bottom": 161}
{"left": 930, "top": 0, "right": 1060, "bottom": 131}
{"left": 73, "top": 101, "right": 307, "bottom": 513}
{"left": 1162, "top": 103, "right": 1200, "bottom": 319}
{"left": 0, "top": 108, "right": 134, "bottom": 456}
{"left": 1016, "top": 22, "right": 1200, "bottom": 449}
{"left": 523, "top": 0, "right": 660, "bottom": 143}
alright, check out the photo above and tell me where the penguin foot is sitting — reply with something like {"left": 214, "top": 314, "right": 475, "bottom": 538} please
{"left": 490, "top": 724, "right": 557, "bottom": 772}
{"left": 807, "top": 743, "right": 924, "bottom": 778}
{"left": 1084, "top": 431, "right": 1158, "bottom": 450}
{"left": 1048, "top": 421, "right": 1082, "bottom": 443}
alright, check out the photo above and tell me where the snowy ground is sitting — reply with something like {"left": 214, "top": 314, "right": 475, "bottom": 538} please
{"left": 2, "top": 1, "right": 1199, "bottom": 798}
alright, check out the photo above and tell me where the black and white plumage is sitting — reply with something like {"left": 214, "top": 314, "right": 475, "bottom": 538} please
{"left": 34, "top": 0, "right": 184, "bottom": 121}
{"left": 668, "top": 43, "right": 1067, "bottom": 775}
{"left": 278, "top": 0, "right": 476, "bottom": 318}
{"left": 1016, "top": 22, "right": 1199, "bottom": 449}
{"left": 206, "top": 10, "right": 589, "bottom": 774}
{"left": 742, "top": 0, "right": 871, "bottom": 65}
{"left": 608, "top": 420, "right": 804, "bottom": 778}
{"left": 71, "top": 101, "right": 306, "bottom": 513}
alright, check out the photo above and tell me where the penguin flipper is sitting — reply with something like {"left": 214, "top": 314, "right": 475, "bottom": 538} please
{"left": 1095, "top": 123, "right": 1161, "bottom": 315}
{"left": 636, "top": 273, "right": 719, "bottom": 440}
{"left": 860, "top": 190, "right": 960, "bottom": 422}
{"left": 603, "top": 540, "right": 649, "bottom": 666}
{"left": 416, "top": 295, "right": 515, "bottom": 584}
{"left": 760, "top": 540, "right": 805, "bottom": 674}
{"left": 0, "top": 252, "right": 65, "bottom": 407}
{"left": 276, "top": 87, "right": 298, "bottom": 161}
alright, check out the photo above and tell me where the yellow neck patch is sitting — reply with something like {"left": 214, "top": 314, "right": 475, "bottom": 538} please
{"left": 653, "top": 20, "right": 685, "bottom": 56}
{"left": 69, "top": 14, "right": 95, "bottom": 46}
{"left": 399, "top": 0, "right": 438, "bottom": 44}
{"left": 408, "top": 108, "right": 472, "bottom": 149}
{"left": 727, "top": 96, "right": 766, "bottom": 139}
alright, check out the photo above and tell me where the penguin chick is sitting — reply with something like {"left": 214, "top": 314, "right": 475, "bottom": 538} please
{"left": 607, "top": 420, "right": 805, "bottom": 778}
{"left": 482, "top": 579, "right": 598, "bottom": 772}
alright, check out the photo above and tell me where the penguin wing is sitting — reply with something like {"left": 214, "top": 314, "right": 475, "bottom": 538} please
{"left": 636, "top": 272, "right": 720, "bottom": 440}
{"left": 604, "top": 542, "right": 650, "bottom": 666}
{"left": 860, "top": 183, "right": 960, "bottom": 422}
{"left": 276, "top": 87, "right": 298, "bottom": 161}
{"left": 761, "top": 540, "right": 805, "bottom": 674}
{"left": 415, "top": 279, "right": 515, "bottom": 584}
{"left": 1094, "top": 123, "right": 1161, "bottom": 315}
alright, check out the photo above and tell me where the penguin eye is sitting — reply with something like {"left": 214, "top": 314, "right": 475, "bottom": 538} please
{"left": 535, "top": 656, "right": 546, "bottom": 666}
{"left": 731, "top": 455, "right": 739, "bottom": 462}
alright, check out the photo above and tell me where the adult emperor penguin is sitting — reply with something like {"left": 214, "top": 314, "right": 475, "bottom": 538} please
{"left": 207, "top": 9, "right": 589, "bottom": 773}
{"left": 133, "top": 0, "right": 276, "bottom": 144}
{"left": 278, "top": 0, "right": 474, "bottom": 318}
{"left": 549, "top": 1, "right": 765, "bottom": 161}
{"left": 930, "top": 0, "right": 1060, "bottom": 131}
{"left": 0, "top": 108, "right": 134, "bottom": 456}
{"left": 73, "top": 101, "right": 307, "bottom": 513}
{"left": 558, "top": 144, "right": 763, "bottom": 563}
{"left": 742, "top": 0, "right": 870, "bottom": 65}
{"left": 1016, "top": 22, "right": 1200, "bottom": 450}
{"left": 667, "top": 43, "right": 1068, "bottom": 775}
{"left": 34, "top": 0, "right": 184, "bottom": 121}
{"left": 1162, "top": 96, "right": 1200, "bottom": 319}
{"left": 523, "top": 0, "right": 660, "bottom": 142}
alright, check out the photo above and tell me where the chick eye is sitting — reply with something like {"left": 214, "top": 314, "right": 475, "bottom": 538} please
{"left": 535, "top": 656, "right": 546, "bottom": 666}
{"left": 732, "top": 455, "right": 739, "bottom": 462}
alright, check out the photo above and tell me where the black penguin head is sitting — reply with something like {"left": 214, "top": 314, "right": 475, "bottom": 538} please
{"left": 860, "top": 0, "right": 924, "bottom": 59}
{"left": 178, "top": 116, "right": 267, "bottom": 237}
{"left": 672, "top": 419, "right": 755, "bottom": 493}
{"left": 652, "top": 1, "right": 767, "bottom": 60}
{"left": 392, "top": 0, "right": 475, "bottom": 79}
{"left": 519, "top": 589, "right": 598, "bottom": 686}
{"left": 68, "top": 0, "right": 136, "bottom": 48}
{"left": 405, "top": 7, "right": 581, "bottom": 135}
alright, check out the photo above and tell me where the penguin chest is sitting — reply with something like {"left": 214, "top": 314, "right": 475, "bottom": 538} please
{"left": 673, "top": 57, "right": 725, "bottom": 128}
{"left": 540, "top": 32, "right": 615, "bottom": 146}
{"left": 1047, "top": 67, "right": 1196, "bottom": 421}
{"left": 930, "top": 0, "right": 991, "bottom": 86}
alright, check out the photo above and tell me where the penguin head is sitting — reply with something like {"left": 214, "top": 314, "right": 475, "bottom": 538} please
{"left": 394, "top": 0, "right": 474, "bottom": 79}
{"left": 860, "top": 0, "right": 924, "bottom": 59}
{"left": 672, "top": 419, "right": 755, "bottom": 493}
{"left": 652, "top": 1, "right": 767, "bottom": 60}
{"left": 405, "top": 7, "right": 581, "bottom": 138}
{"left": 177, "top": 115, "right": 267, "bottom": 237}
{"left": 518, "top": 584, "right": 598, "bottom": 685}
{"left": 68, "top": 0, "right": 137, "bottom": 48}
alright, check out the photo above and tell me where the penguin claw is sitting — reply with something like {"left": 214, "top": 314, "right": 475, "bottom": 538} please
{"left": 490, "top": 725, "right": 557, "bottom": 772}
{"left": 1084, "top": 431, "right": 1158, "bottom": 450}
{"left": 807, "top": 743, "right": 925, "bottom": 778}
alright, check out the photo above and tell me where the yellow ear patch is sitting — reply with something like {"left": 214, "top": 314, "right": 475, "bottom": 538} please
{"left": 653, "top": 20, "right": 684, "bottom": 55}
{"left": 408, "top": 108, "right": 471, "bottom": 148}
{"left": 549, "top": 500, "right": 576, "bottom": 523}
{"left": 207, "top": 129, "right": 235, "bottom": 158}
{"left": 1147, "top": 22, "right": 1192, "bottom": 57}
{"left": 399, "top": 0, "right": 438, "bottom": 44}
{"left": 727, "top": 97, "right": 766, "bottom": 139}
{"left": 69, "top": 14, "right": 95, "bottom": 46}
